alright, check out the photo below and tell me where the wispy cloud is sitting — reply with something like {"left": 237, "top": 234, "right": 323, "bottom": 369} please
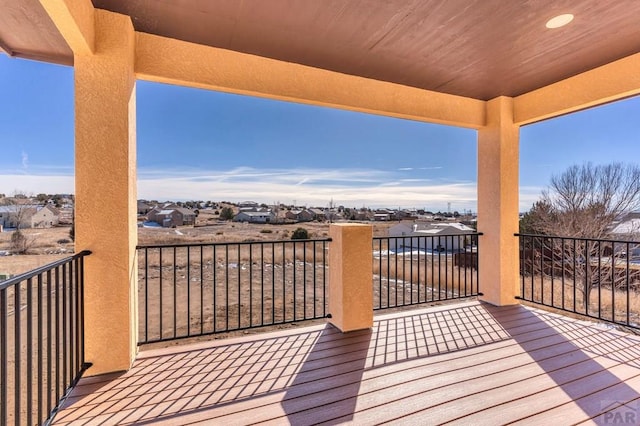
{"left": 398, "top": 166, "right": 443, "bottom": 171}
{"left": 21, "top": 151, "right": 29, "bottom": 170}
{"left": 295, "top": 177, "right": 310, "bottom": 186}
{"left": 0, "top": 166, "right": 483, "bottom": 210}
{"left": 136, "top": 166, "right": 477, "bottom": 209}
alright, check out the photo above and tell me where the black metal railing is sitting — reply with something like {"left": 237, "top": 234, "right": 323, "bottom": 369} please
{"left": 137, "top": 239, "right": 330, "bottom": 344}
{"left": 1, "top": 251, "right": 91, "bottom": 426}
{"left": 517, "top": 233, "right": 640, "bottom": 329}
{"left": 372, "top": 233, "right": 481, "bottom": 310}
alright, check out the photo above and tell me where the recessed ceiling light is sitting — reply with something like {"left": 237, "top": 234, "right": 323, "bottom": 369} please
{"left": 546, "top": 14, "right": 574, "bottom": 29}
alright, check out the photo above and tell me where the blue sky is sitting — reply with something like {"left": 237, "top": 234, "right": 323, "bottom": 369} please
{"left": 1, "top": 54, "right": 639, "bottom": 211}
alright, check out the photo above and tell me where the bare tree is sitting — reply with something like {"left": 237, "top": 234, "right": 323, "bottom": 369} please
{"left": 4, "top": 191, "right": 38, "bottom": 254}
{"left": 522, "top": 163, "right": 640, "bottom": 310}
{"left": 534, "top": 163, "right": 640, "bottom": 237}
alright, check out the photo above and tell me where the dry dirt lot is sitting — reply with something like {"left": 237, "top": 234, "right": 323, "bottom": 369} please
{"left": 0, "top": 220, "right": 395, "bottom": 277}
{"left": 0, "top": 226, "right": 74, "bottom": 277}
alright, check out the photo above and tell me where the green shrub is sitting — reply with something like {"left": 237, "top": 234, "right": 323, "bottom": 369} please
{"left": 291, "top": 227, "right": 309, "bottom": 240}
{"left": 219, "top": 207, "right": 234, "bottom": 220}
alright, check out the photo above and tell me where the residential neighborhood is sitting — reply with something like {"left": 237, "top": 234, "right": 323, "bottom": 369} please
{"left": 0, "top": 193, "right": 480, "bottom": 231}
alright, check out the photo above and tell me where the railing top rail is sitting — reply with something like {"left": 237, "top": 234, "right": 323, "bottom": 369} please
{"left": 515, "top": 233, "right": 640, "bottom": 246}
{"left": 136, "top": 237, "right": 332, "bottom": 250}
{"left": 0, "top": 250, "right": 91, "bottom": 291}
{"left": 373, "top": 232, "right": 483, "bottom": 240}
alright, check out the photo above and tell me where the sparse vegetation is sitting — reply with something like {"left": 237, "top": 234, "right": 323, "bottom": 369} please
{"left": 10, "top": 230, "right": 29, "bottom": 254}
{"left": 291, "top": 227, "right": 309, "bottom": 240}
{"left": 219, "top": 207, "right": 234, "bottom": 221}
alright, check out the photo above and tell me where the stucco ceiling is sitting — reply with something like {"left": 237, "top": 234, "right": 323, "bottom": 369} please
{"left": 2, "top": 1, "right": 640, "bottom": 100}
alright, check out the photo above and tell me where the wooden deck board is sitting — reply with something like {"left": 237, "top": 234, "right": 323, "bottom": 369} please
{"left": 52, "top": 301, "right": 640, "bottom": 425}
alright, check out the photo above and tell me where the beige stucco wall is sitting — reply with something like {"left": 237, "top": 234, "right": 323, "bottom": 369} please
{"left": 135, "top": 33, "right": 486, "bottom": 130}
{"left": 477, "top": 97, "right": 520, "bottom": 306}
{"left": 39, "top": 0, "right": 95, "bottom": 55}
{"left": 329, "top": 223, "right": 374, "bottom": 332}
{"left": 74, "top": 9, "right": 138, "bottom": 374}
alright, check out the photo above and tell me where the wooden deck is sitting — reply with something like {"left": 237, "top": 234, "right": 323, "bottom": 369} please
{"left": 53, "top": 301, "right": 640, "bottom": 425}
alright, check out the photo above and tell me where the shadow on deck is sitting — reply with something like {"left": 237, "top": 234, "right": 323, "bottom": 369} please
{"left": 53, "top": 301, "right": 640, "bottom": 425}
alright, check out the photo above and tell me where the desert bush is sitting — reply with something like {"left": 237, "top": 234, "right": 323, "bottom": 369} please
{"left": 10, "top": 230, "right": 32, "bottom": 254}
{"left": 291, "top": 227, "right": 309, "bottom": 240}
{"left": 57, "top": 238, "right": 71, "bottom": 244}
{"left": 260, "top": 229, "right": 273, "bottom": 234}
{"left": 220, "top": 207, "right": 234, "bottom": 221}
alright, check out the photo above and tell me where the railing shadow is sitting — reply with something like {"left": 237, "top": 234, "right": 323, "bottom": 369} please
{"left": 54, "top": 303, "right": 511, "bottom": 424}
{"left": 483, "top": 302, "right": 640, "bottom": 424}
{"left": 55, "top": 325, "right": 339, "bottom": 424}
{"left": 52, "top": 302, "right": 640, "bottom": 424}
{"left": 279, "top": 303, "right": 511, "bottom": 424}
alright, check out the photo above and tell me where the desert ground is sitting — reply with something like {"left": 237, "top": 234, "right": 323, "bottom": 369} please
{"left": 0, "top": 213, "right": 396, "bottom": 277}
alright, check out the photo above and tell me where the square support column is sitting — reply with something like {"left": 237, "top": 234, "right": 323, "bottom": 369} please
{"left": 477, "top": 96, "right": 520, "bottom": 306}
{"left": 74, "top": 10, "right": 137, "bottom": 374}
{"left": 329, "top": 224, "right": 373, "bottom": 332}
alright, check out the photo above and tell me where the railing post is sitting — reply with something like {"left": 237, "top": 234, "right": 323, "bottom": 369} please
{"left": 328, "top": 224, "right": 373, "bottom": 332}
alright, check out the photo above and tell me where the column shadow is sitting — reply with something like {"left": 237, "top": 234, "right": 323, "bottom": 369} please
{"left": 483, "top": 302, "right": 640, "bottom": 424}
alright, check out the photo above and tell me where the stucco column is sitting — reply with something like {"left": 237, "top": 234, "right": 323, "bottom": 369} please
{"left": 74, "top": 10, "right": 137, "bottom": 374}
{"left": 477, "top": 96, "right": 520, "bottom": 306}
{"left": 329, "top": 224, "right": 373, "bottom": 332}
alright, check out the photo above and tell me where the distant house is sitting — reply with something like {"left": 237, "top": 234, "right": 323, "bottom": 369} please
{"left": 610, "top": 212, "right": 640, "bottom": 238}
{"left": 611, "top": 219, "right": 640, "bottom": 236}
{"left": 233, "top": 211, "right": 275, "bottom": 223}
{"left": 137, "top": 201, "right": 152, "bottom": 216}
{"left": 373, "top": 213, "right": 392, "bottom": 221}
{"left": 0, "top": 204, "right": 60, "bottom": 229}
{"left": 396, "top": 210, "right": 415, "bottom": 220}
{"left": 238, "top": 201, "right": 260, "bottom": 212}
{"left": 31, "top": 205, "right": 60, "bottom": 228}
{"left": 285, "top": 209, "right": 314, "bottom": 222}
{"left": 147, "top": 207, "right": 196, "bottom": 227}
{"left": 388, "top": 222, "right": 475, "bottom": 252}
{"left": 355, "top": 210, "right": 373, "bottom": 221}
{"left": 307, "top": 208, "right": 326, "bottom": 221}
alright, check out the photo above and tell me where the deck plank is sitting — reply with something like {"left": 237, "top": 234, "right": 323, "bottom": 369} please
{"left": 52, "top": 301, "right": 640, "bottom": 425}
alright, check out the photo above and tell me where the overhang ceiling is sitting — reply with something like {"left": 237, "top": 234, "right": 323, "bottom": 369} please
{"left": 0, "top": 0, "right": 74, "bottom": 66}
{"left": 2, "top": 0, "right": 640, "bottom": 100}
